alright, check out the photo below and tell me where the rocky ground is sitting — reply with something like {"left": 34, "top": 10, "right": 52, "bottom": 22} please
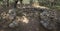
{"left": 0, "top": 5, "right": 60, "bottom": 31}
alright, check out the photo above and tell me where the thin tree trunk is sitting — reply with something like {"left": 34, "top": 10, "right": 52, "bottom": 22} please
{"left": 7, "top": 0, "right": 9, "bottom": 7}
{"left": 14, "top": 0, "right": 18, "bottom": 8}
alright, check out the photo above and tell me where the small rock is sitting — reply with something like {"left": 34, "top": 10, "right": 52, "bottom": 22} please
{"left": 9, "top": 21, "right": 18, "bottom": 28}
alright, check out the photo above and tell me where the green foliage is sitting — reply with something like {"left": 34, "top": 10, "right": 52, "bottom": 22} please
{"left": 0, "top": 0, "right": 2, "bottom": 5}
{"left": 38, "top": 0, "right": 60, "bottom": 9}
{"left": 9, "top": 0, "right": 15, "bottom": 3}
{"left": 0, "top": 0, "right": 2, "bottom": 1}
{"left": 0, "top": 0, "right": 2, "bottom": 3}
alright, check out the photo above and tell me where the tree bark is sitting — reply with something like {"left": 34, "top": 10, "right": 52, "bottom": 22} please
{"left": 7, "top": 0, "right": 9, "bottom": 7}
{"left": 14, "top": 0, "right": 18, "bottom": 8}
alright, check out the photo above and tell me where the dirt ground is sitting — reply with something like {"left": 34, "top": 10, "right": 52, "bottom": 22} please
{"left": 0, "top": 5, "right": 60, "bottom": 31}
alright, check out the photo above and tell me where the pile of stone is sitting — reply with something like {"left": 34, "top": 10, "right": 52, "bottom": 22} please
{"left": 40, "top": 9, "right": 57, "bottom": 30}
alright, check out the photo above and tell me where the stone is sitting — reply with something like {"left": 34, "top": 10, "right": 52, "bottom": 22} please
{"left": 40, "top": 10, "right": 57, "bottom": 30}
{"left": 9, "top": 21, "right": 18, "bottom": 28}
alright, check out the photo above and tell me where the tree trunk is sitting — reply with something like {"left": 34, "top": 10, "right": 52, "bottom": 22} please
{"left": 14, "top": 0, "right": 18, "bottom": 8}
{"left": 7, "top": 0, "right": 9, "bottom": 7}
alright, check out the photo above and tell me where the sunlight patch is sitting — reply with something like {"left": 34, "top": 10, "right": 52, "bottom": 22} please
{"left": 1, "top": 12, "right": 9, "bottom": 19}
{"left": 16, "top": 16, "right": 29, "bottom": 24}
{"left": 32, "top": 3, "right": 49, "bottom": 9}
{"left": 22, "top": 16, "right": 29, "bottom": 24}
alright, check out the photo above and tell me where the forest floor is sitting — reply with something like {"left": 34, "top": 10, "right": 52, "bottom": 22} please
{"left": 0, "top": 4, "right": 60, "bottom": 31}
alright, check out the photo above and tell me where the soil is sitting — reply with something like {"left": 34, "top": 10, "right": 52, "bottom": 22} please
{"left": 0, "top": 5, "right": 60, "bottom": 31}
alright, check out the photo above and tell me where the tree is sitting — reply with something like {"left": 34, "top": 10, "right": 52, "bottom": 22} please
{"left": 14, "top": 0, "right": 23, "bottom": 8}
